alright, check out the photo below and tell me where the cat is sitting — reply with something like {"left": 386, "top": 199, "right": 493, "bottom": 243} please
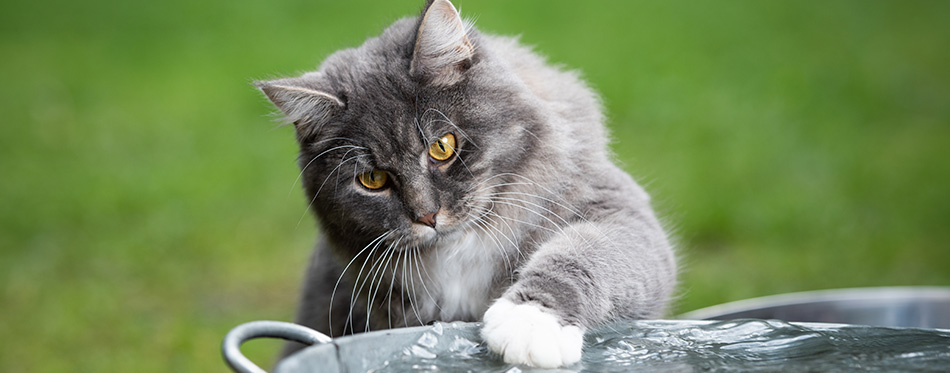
{"left": 257, "top": 0, "right": 676, "bottom": 368}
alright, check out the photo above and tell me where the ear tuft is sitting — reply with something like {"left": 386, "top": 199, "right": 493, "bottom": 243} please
{"left": 411, "top": 0, "right": 474, "bottom": 87}
{"left": 256, "top": 82, "right": 344, "bottom": 139}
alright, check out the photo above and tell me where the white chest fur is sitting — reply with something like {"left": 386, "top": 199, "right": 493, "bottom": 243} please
{"left": 421, "top": 230, "right": 498, "bottom": 321}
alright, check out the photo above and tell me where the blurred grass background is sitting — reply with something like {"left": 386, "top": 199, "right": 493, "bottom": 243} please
{"left": 2, "top": 0, "right": 948, "bottom": 371}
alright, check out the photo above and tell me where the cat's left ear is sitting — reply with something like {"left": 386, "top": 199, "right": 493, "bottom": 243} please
{"left": 410, "top": 0, "right": 475, "bottom": 87}
{"left": 255, "top": 79, "right": 344, "bottom": 139}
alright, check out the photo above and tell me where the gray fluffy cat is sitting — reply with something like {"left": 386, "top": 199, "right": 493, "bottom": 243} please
{"left": 258, "top": 0, "right": 676, "bottom": 368}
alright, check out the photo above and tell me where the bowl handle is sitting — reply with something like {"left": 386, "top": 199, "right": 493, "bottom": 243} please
{"left": 222, "top": 320, "right": 332, "bottom": 373}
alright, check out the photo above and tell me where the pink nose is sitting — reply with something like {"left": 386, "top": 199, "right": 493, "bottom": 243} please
{"left": 416, "top": 211, "right": 438, "bottom": 228}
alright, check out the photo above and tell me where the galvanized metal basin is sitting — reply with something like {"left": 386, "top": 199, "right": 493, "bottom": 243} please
{"left": 223, "top": 287, "right": 950, "bottom": 372}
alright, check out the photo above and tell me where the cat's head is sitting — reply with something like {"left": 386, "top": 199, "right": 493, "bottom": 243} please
{"left": 257, "top": 0, "right": 544, "bottom": 251}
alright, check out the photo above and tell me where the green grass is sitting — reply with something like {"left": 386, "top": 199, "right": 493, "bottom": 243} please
{"left": 2, "top": 0, "right": 948, "bottom": 371}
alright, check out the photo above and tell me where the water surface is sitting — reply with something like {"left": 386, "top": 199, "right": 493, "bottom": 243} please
{"left": 368, "top": 320, "right": 950, "bottom": 372}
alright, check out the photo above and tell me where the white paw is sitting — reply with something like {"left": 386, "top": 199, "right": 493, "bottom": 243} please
{"left": 481, "top": 298, "right": 584, "bottom": 368}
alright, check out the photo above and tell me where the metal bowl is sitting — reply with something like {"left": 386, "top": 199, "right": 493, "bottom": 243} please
{"left": 678, "top": 286, "right": 950, "bottom": 328}
{"left": 223, "top": 287, "right": 950, "bottom": 372}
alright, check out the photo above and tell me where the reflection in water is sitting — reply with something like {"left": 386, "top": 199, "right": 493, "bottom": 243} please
{"left": 369, "top": 319, "right": 950, "bottom": 372}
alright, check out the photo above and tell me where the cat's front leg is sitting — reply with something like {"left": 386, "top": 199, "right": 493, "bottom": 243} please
{"left": 480, "top": 252, "right": 591, "bottom": 369}
{"left": 480, "top": 219, "right": 675, "bottom": 368}
{"left": 480, "top": 239, "right": 597, "bottom": 368}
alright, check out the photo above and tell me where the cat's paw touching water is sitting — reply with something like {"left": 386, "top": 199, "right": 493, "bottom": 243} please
{"left": 481, "top": 298, "right": 584, "bottom": 368}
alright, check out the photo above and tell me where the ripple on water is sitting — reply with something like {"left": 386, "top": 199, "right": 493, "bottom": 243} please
{"left": 360, "top": 320, "right": 950, "bottom": 372}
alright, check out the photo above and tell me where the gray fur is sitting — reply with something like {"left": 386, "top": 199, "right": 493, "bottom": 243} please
{"left": 258, "top": 0, "right": 676, "bottom": 358}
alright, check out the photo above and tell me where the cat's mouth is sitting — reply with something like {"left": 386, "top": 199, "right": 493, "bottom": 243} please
{"left": 405, "top": 216, "right": 471, "bottom": 249}
{"left": 409, "top": 223, "right": 439, "bottom": 244}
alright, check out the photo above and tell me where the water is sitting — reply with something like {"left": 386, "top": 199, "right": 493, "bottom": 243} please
{"left": 360, "top": 320, "right": 950, "bottom": 372}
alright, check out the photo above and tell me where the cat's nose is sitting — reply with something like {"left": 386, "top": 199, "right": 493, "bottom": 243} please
{"left": 415, "top": 210, "right": 439, "bottom": 228}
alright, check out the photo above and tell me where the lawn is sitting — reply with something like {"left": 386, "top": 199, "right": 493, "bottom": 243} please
{"left": 1, "top": 0, "right": 948, "bottom": 371}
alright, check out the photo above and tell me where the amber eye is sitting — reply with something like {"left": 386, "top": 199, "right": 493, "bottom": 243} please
{"left": 428, "top": 133, "right": 456, "bottom": 161}
{"left": 358, "top": 170, "right": 388, "bottom": 190}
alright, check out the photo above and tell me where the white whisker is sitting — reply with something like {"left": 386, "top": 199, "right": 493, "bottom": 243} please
{"left": 472, "top": 197, "right": 577, "bottom": 253}
{"left": 330, "top": 230, "right": 393, "bottom": 337}
{"left": 406, "top": 246, "right": 425, "bottom": 326}
{"left": 469, "top": 213, "right": 514, "bottom": 274}
{"left": 422, "top": 107, "right": 478, "bottom": 149}
{"left": 290, "top": 144, "right": 366, "bottom": 195}
{"left": 413, "top": 117, "right": 429, "bottom": 145}
{"left": 345, "top": 231, "right": 390, "bottom": 335}
{"left": 365, "top": 237, "right": 402, "bottom": 332}
{"left": 296, "top": 153, "right": 367, "bottom": 229}
{"left": 484, "top": 191, "right": 585, "bottom": 219}
{"left": 413, "top": 246, "right": 443, "bottom": 313}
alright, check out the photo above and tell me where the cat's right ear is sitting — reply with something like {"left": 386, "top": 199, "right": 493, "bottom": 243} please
{"left": 255, "top": 80, "right": 345, "bottom": 139}
{"left": 411, "top": 0, "right": 474, "bottom": 87}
